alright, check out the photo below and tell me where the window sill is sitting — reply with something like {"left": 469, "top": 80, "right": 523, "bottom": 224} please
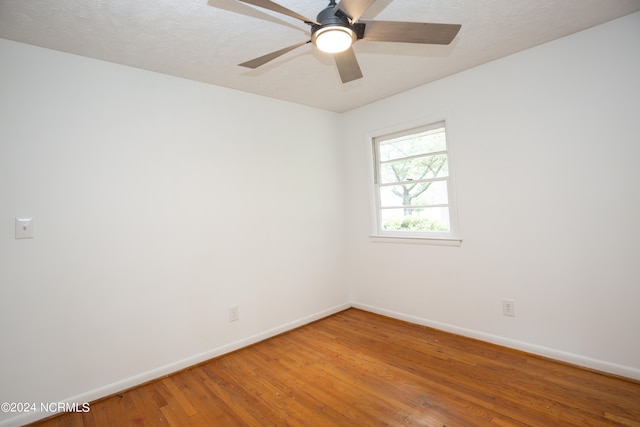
{"left": 369, "top": 235, "right": 462, "bottom": 246}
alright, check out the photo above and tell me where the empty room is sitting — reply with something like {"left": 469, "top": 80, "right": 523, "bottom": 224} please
{"left": 1, "top": 0, "right": 639, "bottom": 426}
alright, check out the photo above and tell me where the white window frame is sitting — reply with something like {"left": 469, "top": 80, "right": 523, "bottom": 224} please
{"left": 368, "top": 119, "right": 461, "bottom": 246}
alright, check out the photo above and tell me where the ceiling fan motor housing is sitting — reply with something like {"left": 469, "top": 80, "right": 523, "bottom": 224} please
{"left": 311, "top": 3, "right": 365, "bottom": 47}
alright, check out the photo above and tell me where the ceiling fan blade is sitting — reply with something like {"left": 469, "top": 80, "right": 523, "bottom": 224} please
{"left": 236, "top": 0, "right": 318, "bottom": 24}
{"left": 361, "top": 21, "right": 461, "bottom": 44}
{"left": 239, "top": 41, "right": 310, "bottom": 69}
{"left": 334, "top": 0, "right": 377, "bottom": 22}
{"left": 334, "top": 47, "right": 363, "bottom": 83}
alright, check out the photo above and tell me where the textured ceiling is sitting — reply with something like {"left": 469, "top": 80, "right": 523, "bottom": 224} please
{"left": 1, "top": 0, "right": 639, "bottom": 112}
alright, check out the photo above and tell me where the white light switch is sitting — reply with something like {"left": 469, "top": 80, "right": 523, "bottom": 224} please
{"left": 15, "top": 218, "right": 34, "bottom": 239}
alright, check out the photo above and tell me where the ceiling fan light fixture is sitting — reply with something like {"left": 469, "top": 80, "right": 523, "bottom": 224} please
{"left": 313, "top": 26, "right": 355, "bottom": 53}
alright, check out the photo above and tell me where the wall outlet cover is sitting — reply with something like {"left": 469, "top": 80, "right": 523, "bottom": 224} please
{"left": 502, "top": 299, "right": 516, "bottom": 317}
{"left": 228, "top": 305, "right": 239, "bottom": 322}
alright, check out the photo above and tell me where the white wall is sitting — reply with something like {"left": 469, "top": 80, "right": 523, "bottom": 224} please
{"left": 341, "top": 12, "right": 640, "bottom": 379}
{"left": 0, "top": 39, "right": 348, "bottom": 426}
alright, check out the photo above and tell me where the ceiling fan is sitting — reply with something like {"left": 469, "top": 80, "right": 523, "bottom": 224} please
{"left": 231, "top": 0, "right": 462, "bottom": 83}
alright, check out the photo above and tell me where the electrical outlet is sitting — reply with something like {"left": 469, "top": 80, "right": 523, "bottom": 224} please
{"left": 228, "top": 305, "right": 239, "bottom": 322}
{"left": 502, "top": 299, "right": 515, "bottom": 317}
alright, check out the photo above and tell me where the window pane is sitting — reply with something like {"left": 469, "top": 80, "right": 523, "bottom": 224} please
{"left": 381, "top": 207, "right": 450, "bottom": 232}
{"left": 372, "top": 120, "right": 458, "bottom": 238}
{"left": 380, "top": 154, "right": 448, "bottom": 184}
{"left": 379, "top": 180, "right": 449, "bottom": 207}
{"left": 379, "top": 128, "right": 446, "bottom": 162}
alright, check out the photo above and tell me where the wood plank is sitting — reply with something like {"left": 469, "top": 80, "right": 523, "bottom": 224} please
{"left": 160, "top": 377, "right": 198, "bottom": 417}
{"left": 27, "top": 308, "right": 640, "bottom": 426}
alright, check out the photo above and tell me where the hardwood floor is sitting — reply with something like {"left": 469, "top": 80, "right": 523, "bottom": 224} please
{"left": 29, "top": 309, "right": 640, "bottom": 426}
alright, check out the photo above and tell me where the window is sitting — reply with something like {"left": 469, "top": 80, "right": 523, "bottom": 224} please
{"left": 372, "top": 121, "right": 459, "bottom": 241}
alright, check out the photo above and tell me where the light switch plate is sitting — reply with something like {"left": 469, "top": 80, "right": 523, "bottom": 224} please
{"left": 15, "top": 218, "right": 34, "bottom": 239}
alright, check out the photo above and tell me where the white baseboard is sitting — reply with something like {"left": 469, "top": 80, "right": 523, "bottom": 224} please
{"left": 0, "top": 303, "right": 351, "bottom": 427}
{"left": 352, "top": 302, "right": 640, "bottom": 381}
